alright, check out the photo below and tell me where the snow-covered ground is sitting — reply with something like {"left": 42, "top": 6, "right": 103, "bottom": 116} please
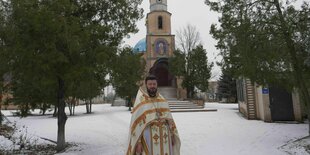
{"left": 1, "top": 103, "right": 308, "bottom": 155}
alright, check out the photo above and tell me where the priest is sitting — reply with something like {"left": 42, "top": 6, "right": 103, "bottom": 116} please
{"left": 126, "top": 75, "right": 181, "bottom": 155}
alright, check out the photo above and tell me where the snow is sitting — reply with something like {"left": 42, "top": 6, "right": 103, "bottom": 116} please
{"left": 280, "top": 136, "right": 310, "bottom": 155}
{"left": 1, "top": 103, "right": 308, "bottom": 155}
{"left": 0, "top": 135, "right": 13, "bottom": 150}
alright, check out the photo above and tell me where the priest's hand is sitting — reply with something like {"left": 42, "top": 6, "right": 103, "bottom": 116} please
{"left": 136, "top": 141, "right": 143, "bottom": 154}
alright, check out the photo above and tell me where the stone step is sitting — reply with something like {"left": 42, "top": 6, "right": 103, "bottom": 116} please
{"left": 169, "top": 104, "right": 203, "bottom": 106}
{"left": 168, "top": 100, "right": 190, "bottom": 102}
{"left": 163, "top": 93, "right": 208, "bottom": 111}
{"left": 168, "top": 99, "right": 204, "bottom": 109}
{"left": 169, "top": 104, "right": 202, "bottom": 107}
{"left": 169, "top": 103, "right": 202, "bottom": 106}
{"left": 158, "top": 87, "right": 177, "bottom": 99}
{"left": 169, "top": 101, "right": 194, "bottom": 104}
{"left": 170, "top": 107, "right": 204, "bottom": 109}
{"left": 168, "top": 101, "right": 193, "bottom": 104}
{"left": 166, "top": 98, "right": 178, "bottom": 101}
{"left": 171, "top": 109, "right": 218, "bottom": 113}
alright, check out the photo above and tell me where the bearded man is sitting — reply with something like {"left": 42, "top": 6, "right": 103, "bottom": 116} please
{"left": 126, "top": 75, "right": 181, "bottom": 155}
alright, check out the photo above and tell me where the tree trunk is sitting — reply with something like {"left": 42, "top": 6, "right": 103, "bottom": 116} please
{"left": 56, "top": 77, "right": 68, "bottom": 152}
{"left": 112, "top": 94, "right": 117, "bottom": 106}
{"left": 234, "top": 97, "right": 238, "bottom": 103}
{"left": 0, "top": 94, "right": 2, "bottom": 124}
{"left": 68, "top": 102, "right": 72, "bottom": 116}
{"left": 128, "top": 97, "right": 132, "bottom": 111}
{"left": 0, "top": 103, "right": 2, "bottom": 125}
{"left": 274, "top": 0, "right": 310, "bottom": 135}
{"left": 187, "top": 88, "right": 194, "bottom": 99}
{"left": 186, "top": 88, "right": 191, "bottom": 99}
{"left": 20, "top": 103, "right": 30, "bottom": 117}
{"left": 53, "top": 105, "right": 58, "bottom": 117}
{"left": 69, "top": 104, "right": 72, "bottom": 116}
{"left": 90, "top": 99, "right": 92, "bottom": 113}
{"left": 86, "top": 101, "right": 89, "bottom": 113}
{"left": 41, "top": 103, "right": 48, "bottom": 115}
{"left": 85, "top": 102, "right": 88, "bottom": 113}
{"left": 73, "top": 103, "right": 75, "bottom": 116}
{"left": 42, "top": 106, "right": 46, "bottom": 115}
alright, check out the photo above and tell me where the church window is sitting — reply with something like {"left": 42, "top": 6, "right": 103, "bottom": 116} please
{"left": 158, "top": 16, "right": 163, "bottom": 29}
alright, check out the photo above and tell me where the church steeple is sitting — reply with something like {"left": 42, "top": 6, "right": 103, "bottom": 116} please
{"left": 147, "top": 0, "right": 171, "bottom": 35}
{"left": 150, "top": 0, "right": 167, "bottom": 12}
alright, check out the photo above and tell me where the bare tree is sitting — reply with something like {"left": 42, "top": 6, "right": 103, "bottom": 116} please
{"left": 176, "top": 24, "right": 201, "bottom": 54}
{"left": 173, "top": 24, "right": 214, "bottom": 98}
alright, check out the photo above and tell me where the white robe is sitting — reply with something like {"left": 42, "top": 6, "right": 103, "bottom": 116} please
{"left": 126, "top": 88, "right": 181, "bottom": 155}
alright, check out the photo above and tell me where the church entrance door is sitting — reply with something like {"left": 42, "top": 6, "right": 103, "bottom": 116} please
{"left": 149, "top": 59, "right": 174, "bottom": 87}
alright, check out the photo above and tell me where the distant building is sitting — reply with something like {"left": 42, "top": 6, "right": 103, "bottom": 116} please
{"left": 208, "top": 81, "right": 219, "bottom": 101}
{"left": 194, "top": 81, "right": 220, "bottom": 102}
{"left": 237, "top": 78, "right": 304, "bottom": 122}
{"left": 0, "top": 94, "right": 17, "bottom": 110}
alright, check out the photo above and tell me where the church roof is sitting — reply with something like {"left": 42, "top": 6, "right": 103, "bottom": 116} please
{"left": 133, "top": 38, "right": 146, "bottom": 53}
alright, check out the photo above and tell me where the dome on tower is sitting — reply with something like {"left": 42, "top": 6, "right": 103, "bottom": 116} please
{"left": 133, "top": 38, "right": 146, "bottom": 53}
{"left": 150, "top": 0, "right": 167, "bottom": 11}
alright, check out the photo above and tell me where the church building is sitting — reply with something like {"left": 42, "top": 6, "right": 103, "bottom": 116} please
{"left": 133, "top": 0, "right": 187, "bottom": 100}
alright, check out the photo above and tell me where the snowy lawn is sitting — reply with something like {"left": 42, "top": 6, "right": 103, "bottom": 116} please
{"left": 1, "top": 103, "right": 308, "bottom": 155}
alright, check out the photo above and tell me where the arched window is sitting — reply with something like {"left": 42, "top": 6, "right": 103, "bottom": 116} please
{"left": 158, "top": 16, "right": 163, "bottom": 29}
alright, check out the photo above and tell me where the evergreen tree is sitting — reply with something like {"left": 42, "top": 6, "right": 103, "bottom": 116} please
{"left": 206, "top": 0, "right": 310, "bottom": 133}
{"left": 172, "top": 24, "right": 213, "bottom": 98}
{"left": 170, "top": 45, "right": 213, "bottom": 98}
{"left": 217, "top": 69, "right": 237, "bottom": 103}
{"left": 0, "top": 0, "right": 5, "bottom": 125}
{"left": 0, "top": 95, "right": 2, "bottom": 125}
{"left": 110, "top": 47, "right": 145, "bottom": 110}
{"left": 169, "top": 49, "right": 186, "bottom": 77}
{"left": 190, "top": 45, "right": 213, "bottom": 92}
{"left": 0, "top": 0, "right": 143, "bottom": 151}
{"left": 185, "top": 45, "right": 213, "bottom": 98}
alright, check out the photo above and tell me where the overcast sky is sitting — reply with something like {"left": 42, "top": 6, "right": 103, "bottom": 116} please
{"left": 123, "top": 0, "right": 306, "bottom": 81}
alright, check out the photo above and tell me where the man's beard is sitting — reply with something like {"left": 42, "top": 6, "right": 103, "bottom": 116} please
{"left": 147, "top": 88, "right": 157, "bottom": 97}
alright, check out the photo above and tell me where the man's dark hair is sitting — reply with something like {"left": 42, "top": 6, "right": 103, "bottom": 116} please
{"left": 145, "top": 74, "right": 157, "bottom": 84}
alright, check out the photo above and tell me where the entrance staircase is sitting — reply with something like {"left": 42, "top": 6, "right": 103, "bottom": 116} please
{"left": 245, "top": 79, "right": 257, "bottom": 119}
{"left": 157, "top": 87, "right": 217, "bottom": 113}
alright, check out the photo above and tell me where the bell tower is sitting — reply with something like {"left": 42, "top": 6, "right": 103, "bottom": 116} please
{"left": 146, "top": 0, "right": 174, "bottom": 59}
{"left": 147, "top": 0, "right": 171, "bottom": 35}
{"left": 145, "top": 0, "right": 175, "bottom": 87}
